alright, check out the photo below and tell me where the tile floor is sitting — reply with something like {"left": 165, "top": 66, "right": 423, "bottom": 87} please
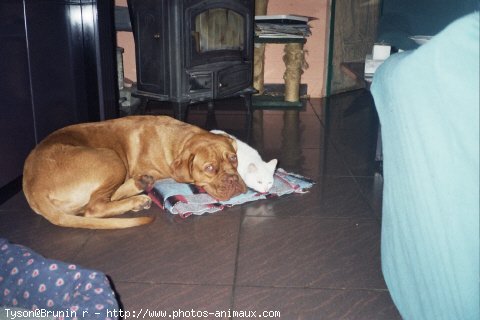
{"left": 0, "top": 89, "right": 401, "bottom": 319}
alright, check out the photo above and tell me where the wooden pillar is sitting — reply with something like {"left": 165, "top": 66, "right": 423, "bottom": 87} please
{"left": 283, "top": 43, "right": 306, "bottom": 102}
{"left": 253, "top": 0, "right": 268, "bottom": 94}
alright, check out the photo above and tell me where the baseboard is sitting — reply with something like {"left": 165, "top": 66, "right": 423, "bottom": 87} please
{"left": 0, "top": 176, "right": 22, "bottom": 205}
{"left": 263, "top": 83, "right": 308, "bottom": 96}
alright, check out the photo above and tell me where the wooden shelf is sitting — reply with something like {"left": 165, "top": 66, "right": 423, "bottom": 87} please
{"left": 254, "top": 36, "right": 307, "bottom": 44}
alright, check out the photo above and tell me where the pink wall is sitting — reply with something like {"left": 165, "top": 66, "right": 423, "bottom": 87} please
{"left": 115, "top": 0, "right": 329, "bottom": 97}
{"left": 115, "top": 0, "right": 136, "bottom": 85}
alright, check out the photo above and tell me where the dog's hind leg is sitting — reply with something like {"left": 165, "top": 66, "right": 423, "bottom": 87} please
{"left": 66, "top": 149, "right": 153, "bottom": 219}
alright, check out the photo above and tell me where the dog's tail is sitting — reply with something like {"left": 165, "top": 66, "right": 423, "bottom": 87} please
{"left": 41, "top": 213, "right": 155, "bottom": 230}
{"left": 23, "top": 194, "right": 155, "bottom": 229}
{"left": 23, "top": 192, "right": 155, "bottom": 229}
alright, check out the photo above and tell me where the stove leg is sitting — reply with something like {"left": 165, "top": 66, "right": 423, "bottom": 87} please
{"left": 205, "top": 103, "right": 218, "bottom": 130}
{"left": 173, "top": 102, "right": 189, "bottom": 121}
{"left": 207, "top": 100, "right": 214, "bottom": 112}
{"left": 243, "top": 93, "right": 253, "bottom": 117}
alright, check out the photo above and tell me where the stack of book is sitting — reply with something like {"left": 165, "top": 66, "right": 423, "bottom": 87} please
{"left": 255, "top": 15, "right": 312, "bottom": 39}
{"left": 364, "top": 44, "right": 392, "bottom": 82}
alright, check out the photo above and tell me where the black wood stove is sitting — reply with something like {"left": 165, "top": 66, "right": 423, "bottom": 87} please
{"left": 127, "top": 0, "right": 255, "bottom": 120}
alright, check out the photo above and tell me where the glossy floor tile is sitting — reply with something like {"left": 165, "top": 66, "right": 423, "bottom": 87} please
{"left": 0, "top": 90, "right": 399, "bottom": 319}
{"left": 233, "top": 286, "right": 400, "bottom": 320}
{"left": 115, "top": 282, "right": 232, "bottom": 319}
{"left": 71, "top": 210, "right": 242, "bottom": 285}
{"left": 236, "top": 217, "right": 385, "bottom": 289}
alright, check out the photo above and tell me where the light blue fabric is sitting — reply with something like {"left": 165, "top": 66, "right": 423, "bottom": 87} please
{"left": 371, "top": 12, "right": 479, "bottom": 320}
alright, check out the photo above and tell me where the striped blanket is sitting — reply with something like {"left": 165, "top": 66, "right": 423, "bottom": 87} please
{"left": 148, "top": 168, "right": 314, "bottom": 218}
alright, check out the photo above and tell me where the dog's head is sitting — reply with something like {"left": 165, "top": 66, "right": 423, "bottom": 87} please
{"left": 171, "top": 131, "right": 247, "bottom": 200}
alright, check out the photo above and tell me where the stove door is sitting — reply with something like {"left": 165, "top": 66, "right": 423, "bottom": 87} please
{"left": 185, "top": 0, "right": 253, "bottom": 68}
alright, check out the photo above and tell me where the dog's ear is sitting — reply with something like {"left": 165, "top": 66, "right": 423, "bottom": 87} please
{"left": 228, "top": 136, "right": 238, "bottom": 152}
{"left": 210, "top": 130, "right": 237, "bottom": 152}
{"left": 171, "top": 151, "right": 195, "bottom": 183}
{"left": 220, "top": 134, "right": 238, "bottom": 152}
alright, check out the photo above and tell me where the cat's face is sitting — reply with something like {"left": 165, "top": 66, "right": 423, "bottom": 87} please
{"left": 244, "top": 159, "right": 278, "bottom": 193}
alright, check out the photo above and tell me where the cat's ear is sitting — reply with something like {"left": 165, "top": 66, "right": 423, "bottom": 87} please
{"left": 268, "top": 159, "right": 278, "bottom": 169}
{"left": 247, "top": 163, "right": 258, "bottom": 173}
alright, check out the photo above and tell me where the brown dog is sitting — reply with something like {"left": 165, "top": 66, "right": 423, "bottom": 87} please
{"left": 22, "top": 116, "right": 247, "bottom": 229}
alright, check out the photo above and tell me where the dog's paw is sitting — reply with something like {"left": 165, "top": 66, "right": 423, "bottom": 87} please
{"left": 135, "top": 175, "right": 155, "bottom": 191}
{"left": 132, "top": 195, "right": 152, "bottom": 211}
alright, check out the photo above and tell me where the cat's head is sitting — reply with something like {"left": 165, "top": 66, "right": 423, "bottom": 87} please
{"left": 244, "top": 159, "right": 278, "bottom": 193}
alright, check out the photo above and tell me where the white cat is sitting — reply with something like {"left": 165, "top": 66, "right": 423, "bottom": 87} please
{"left": 211, "top": 130, "right": 277, "bottom": 193}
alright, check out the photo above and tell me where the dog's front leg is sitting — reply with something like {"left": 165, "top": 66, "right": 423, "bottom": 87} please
{"left": 82, "top": 175, "right": 155, "bottom": 218}
{"left": 110, "top": 175, "right": 155, "bottom": 201}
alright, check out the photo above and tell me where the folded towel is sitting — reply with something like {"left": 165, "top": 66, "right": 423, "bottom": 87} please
{"left": 148, "top": 168, "right": 315, "bottom": 218}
